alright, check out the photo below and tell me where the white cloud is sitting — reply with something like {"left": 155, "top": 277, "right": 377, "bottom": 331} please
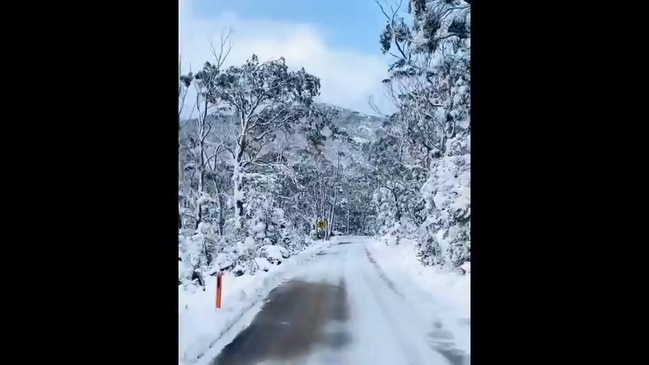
{"left": 179, "top": 0, "right": 394, "bottom": 118}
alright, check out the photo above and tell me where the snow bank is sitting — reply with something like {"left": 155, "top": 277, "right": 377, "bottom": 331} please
{"left": 366, "top": 238, "right": 470, "bottom": 354}
{"left": 179, "top": 237, "right": 339, "bottom": 365}
{"left": 258, "top": 244, "right": 289, "bottom": 261}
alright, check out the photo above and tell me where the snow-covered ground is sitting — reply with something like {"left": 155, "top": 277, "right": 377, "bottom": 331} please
{"left": 366, "top": 237, "right": 471, "bottom": 355}
{"left": 179, "top": 237, "right": 342, "bottom": 365}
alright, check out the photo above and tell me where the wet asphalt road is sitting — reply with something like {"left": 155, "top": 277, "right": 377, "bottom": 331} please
{"left": 211, "top": 279, "right": 350, "bottom": 365}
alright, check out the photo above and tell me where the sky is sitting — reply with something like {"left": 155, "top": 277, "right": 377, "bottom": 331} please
{"left": 180, "top": 0, "right": 397, "bottom": 118}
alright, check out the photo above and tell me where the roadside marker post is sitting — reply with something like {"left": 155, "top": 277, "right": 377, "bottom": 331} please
{"left": 216, "top": 272, "right": 223, "bottom": 309}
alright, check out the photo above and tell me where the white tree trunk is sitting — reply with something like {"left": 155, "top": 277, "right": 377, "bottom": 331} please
{"left": 326, "top": 154, "right": 341, "bottom": 239}
{"left": 233, "top": 119, "right": 249, "bottom": 231}
{"left": 232, "top": 161, "right": 244, "bottom": 230}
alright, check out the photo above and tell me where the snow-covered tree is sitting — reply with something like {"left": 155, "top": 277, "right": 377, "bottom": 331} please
{"left": 372, "top": 0, "right": 470, "bottom": 269}
{"left": 194, "top": 54, "right": 320, "bottom": 231}
{"left": 178, "top": 32, "right": 234, "bottom": 278}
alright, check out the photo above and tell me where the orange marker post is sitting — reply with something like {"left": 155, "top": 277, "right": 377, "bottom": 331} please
{"left": 216, "top": 272, "right": 223, "bottom": 309}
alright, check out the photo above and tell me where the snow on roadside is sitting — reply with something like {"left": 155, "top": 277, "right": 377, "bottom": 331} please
{"left": 179, "top": 237, "right": 340, "bottom": 365}
{"left": 366, "top": 237, "right": 470, "bottom": 354}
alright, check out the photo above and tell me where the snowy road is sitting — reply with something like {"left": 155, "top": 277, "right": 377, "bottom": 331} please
{"left": 208, "top": 238, "right": 468, "bottom": 365}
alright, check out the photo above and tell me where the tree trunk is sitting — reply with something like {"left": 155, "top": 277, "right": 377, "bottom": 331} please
{"left": 195, "top": 97, "right": 210, "bottom": 231}
{"left": 233, "top": 127, "right": 248, "bottom": 230}
{"left": 218, "top": 194, "right": 225, "bottom": 236}
{"left": 202, "top": 240, "right": 212, "bottom": 265}
{"left": 327, "top": 190, "right": 337, "bottom": 239}
{"left": 212, "top": 180, "right": 225, "bottom": 236}
{"left": 326, "top": 154, "right": 341, "bottom": 239}
{"left": 392, "top": 189, "right": 401, "bottom": 222}
{"left": 195, "top": 167, "right": 205, "bottom": 230}
{"left": 346, "top": 206, "right": 351, "bottom": 235}
{"left": 233, "top": 166, "right": 244, "bottom": 230}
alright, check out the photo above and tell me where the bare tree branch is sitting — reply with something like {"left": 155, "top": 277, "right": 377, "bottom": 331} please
{"left": 209, "top": 28, "right": 233, "bottom": 70}
{"left": 367, "top": 95, "right": 385, "bottom": 117}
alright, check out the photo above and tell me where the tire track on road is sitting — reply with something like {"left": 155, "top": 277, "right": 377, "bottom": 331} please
{"left": 364, "top": 246, "right": 404, "bottom": 297}
{"left": 364, "top": 244, "right": 470, "bottom": 365}
{"left": 361, "top": 271, "right": 428, "bottom": 365}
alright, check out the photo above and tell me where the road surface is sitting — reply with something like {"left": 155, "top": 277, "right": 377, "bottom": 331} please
{"left": 210, "top": 239, "right": 469, "bottom": 365}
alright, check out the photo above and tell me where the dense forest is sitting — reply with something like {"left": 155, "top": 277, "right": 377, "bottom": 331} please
{"left": 178, "top": 0, "right": 470, "bottom": 281}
